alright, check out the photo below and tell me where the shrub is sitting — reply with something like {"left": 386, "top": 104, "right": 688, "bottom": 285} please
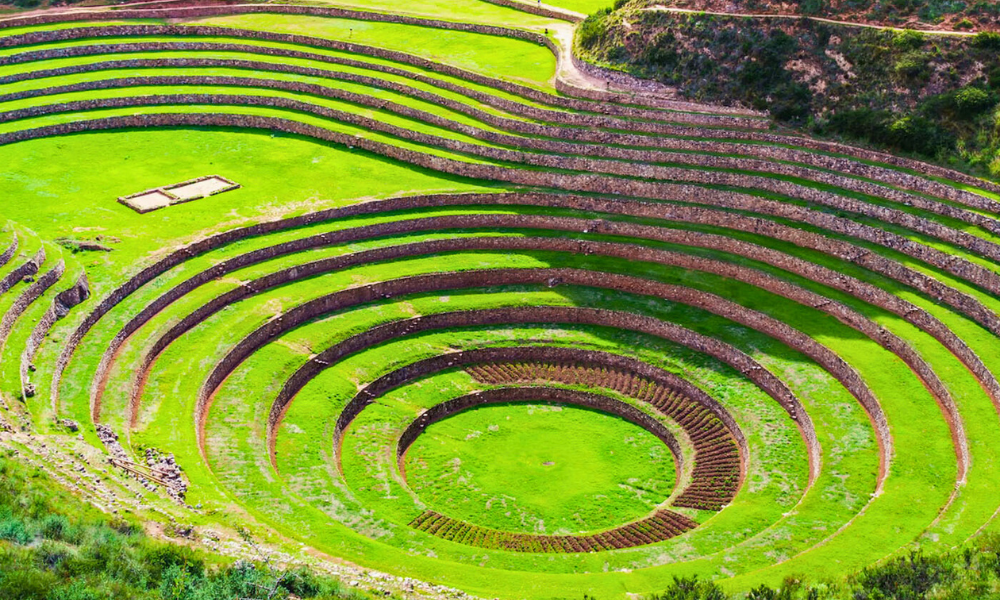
{"left": 648, "top": 576, "right": 726, "bottom": 600}
{"left": 885, "top": 115, "right": 947, "bottom": 154}
{"left": 40, "top": 514, "right": 72, "bottom": 541}
{"left": 894, "top": 51, "right": 931, "bottom": 81}
{"left": 642, "top": 33, "right": 679, "bottom": 68}
{"left": 36, "top": 539, "right": 72, "bottom": 571}
{"left": 769, "top": 82, "right": 813, "bottom": 122}
{"left": 824, "top": 107, "right": 889, "bottom": 139}
{"left": 855, "top": 551, "right": 954, "bottom": 600}
{"left": 47, "top": 581, "right": 103, "bottom": 600}
{"left": 800, "top": 0, "right": 826, "bottom": 15}
{"left": 578, "top": 11, "right": 611, "bottom": 49}
{"left": 0, "top": 568, "right": 59, "bottom": 600}
{"left": 0, "top": 518, "right": 33, "bottom": 545}
{"left": 892, "top": 29, "right": 925, "bottom": 51}
{"left": 823, "top": 108, "right": 955, "bottom": 157}
{"left": 953, "top": 86, "right": 995, "bottom": 116}
{"left": 972, "top": 31, "right": 1000, "bottom": 49}
{"left": 141, "top": 543, "right": 204, "bottom": 582}
{"left": 159, "top": 563, "right": 198, "bottom": 600}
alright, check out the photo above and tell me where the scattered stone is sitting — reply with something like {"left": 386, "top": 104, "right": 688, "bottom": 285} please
{"left": 145, "top": 448, "right": 188, "bottom": 503}
{"left": 95, "top": 424, "right": 129, "bottom": 461}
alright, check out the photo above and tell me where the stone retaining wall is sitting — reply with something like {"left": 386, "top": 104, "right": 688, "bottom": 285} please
{"left": 60, "top": 196, "right": 995, "bottom": 454}
{"left": 115, "top": 226, "right": 934, "bottom": 479}
{"left": 0, "top": 246, "right": 42, "bottom": 297}
{"left": 0, "top": 50, "right": 953, "bottom": 206}
{"left": 4, "top": 70, "right": 994, "bottom": 222}
{"left": 396, "top": 385, "right": 682, "bottom": 472}
{"left": 268, "top": 314, "right": 747, "bottom": 465}
{"left": 65, "top": 191, "right": 1000, "bottom": 430}
{"left": 188, "top": 268, "right": 824, "bottom": 465}
{"left": 475, "top": 0, "right": 580, "bottom": 22}
{"left": 8, "top": 109, "right": 991, "bottom": 304}
{"left": 0, "top": 22, "right": 758, "bottom": 128}
{"left": 21, "top": 272, "right": 90, "bottom": 400}
{"left": 0, "top": 232, "right": 16, "bottom": 269}
{"left": 411, "top": 506, "right": 696, "bottom": 553}
{"left": 4, "top": 101, "right": 998, "bottom": 303}
{"left": 465, "top": 357, "right": 742, "bottom": 509}
{"left": 2, "top": 15, "right": 995, "bottom": 192}
{"left": 0, "top": 258, "right": 64, "bottom": 352}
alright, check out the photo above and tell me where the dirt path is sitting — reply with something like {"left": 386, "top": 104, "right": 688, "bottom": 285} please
{"left": 644, "top": 5, "right": 979, "bottom": 36}
{"left": 525, "top": 15, "right": 762, "bottom": 114}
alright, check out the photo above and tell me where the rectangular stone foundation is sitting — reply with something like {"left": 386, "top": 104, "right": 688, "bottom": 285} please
{"left": 118, "top": 175, "right": 240, "bottom": 213}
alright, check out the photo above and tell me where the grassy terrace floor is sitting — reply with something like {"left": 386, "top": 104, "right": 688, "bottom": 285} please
{"left": 1, "top": 2, "right": 1000, "bottom": 599}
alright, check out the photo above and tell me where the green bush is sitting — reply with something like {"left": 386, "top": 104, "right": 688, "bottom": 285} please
{"left": 0, "top": 517, "right": 34, "bottom": 545}
{"left": 894, "top": 51, "right": 931, "bottom": 81}
{"left": 577, "top": 11, "right": 611, "bottom": 49}
{"left": 892, "top": 29, "right": 925, "bottom": 51}
{"left": 823, "top": 108, "right": 955, "bottom": 157}
{"left": 648, "top": 576, "right": 726, "bottom": 600}
{"left": 769, "top": 82, "right": 812, "bottom": 122}
{"left": 953, "top": 86, "right": 994, "bottom": 116}
{"left": 799, "top": 0, "right": 826, "bottom": 15}
{"left": 854, "top": 551, "right": 954, "bottom": 600}
{"left": 40, "top": 514, "right": 73, "bottom": 542}
{"left": 0, "top": 454, "right": 358, "bottom": 600}
{"left": 987, "top": 65, "right": 1000, "bottom": 89}
{"left": 972, "top": 31, "right": 1000, "bottom": 50}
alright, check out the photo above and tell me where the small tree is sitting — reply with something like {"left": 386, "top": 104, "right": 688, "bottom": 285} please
{"left": 236, "top": 527, "right": 298, "bottom": 600}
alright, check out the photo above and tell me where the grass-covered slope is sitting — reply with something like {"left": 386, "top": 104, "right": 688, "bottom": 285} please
{"left": 0, "top": 1, "right": 999, "bottom": 599}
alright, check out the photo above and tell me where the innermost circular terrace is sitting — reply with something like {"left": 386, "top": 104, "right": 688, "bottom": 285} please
{"left": 403, "top": 398, "right": 678, "bottom": 535}
{"left": 393, "top": 386, "right": 702, "bottom": 552}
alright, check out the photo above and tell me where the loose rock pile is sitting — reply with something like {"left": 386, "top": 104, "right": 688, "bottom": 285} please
{"left": 144, "top": 448, "right": 188, "bottom": 503}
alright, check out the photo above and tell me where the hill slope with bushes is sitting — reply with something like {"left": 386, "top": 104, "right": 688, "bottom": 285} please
{"left": 0, "top": 450, "right": 362, "bottom": 600}
{"left": 626, "top": 0, "right": 1000, "bottom": 31}
{"left": 578, "top": 6, "right": 1000, "bottom": 178}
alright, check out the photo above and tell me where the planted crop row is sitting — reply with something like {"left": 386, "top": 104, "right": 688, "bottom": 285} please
{"left": 466, "top": 359, "right": 741, "bottom": 509}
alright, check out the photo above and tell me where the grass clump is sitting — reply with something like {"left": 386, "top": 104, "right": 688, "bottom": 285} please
{"left": 641, "top": 545, "right": 1000, "bottom": 599}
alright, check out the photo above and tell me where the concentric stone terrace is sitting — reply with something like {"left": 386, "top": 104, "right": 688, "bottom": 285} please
{"left": 1, "top": 2, "right": 1000, "bottom": 599}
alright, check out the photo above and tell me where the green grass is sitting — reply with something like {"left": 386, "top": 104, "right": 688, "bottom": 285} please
{"left": 187, "top": 14, "right": 558, "bottom": 88}
{"left": 0, "top": 129, "right": 497, "bottom": 295}
{"left": 537, "top": 0, "right": 615, "bottom": 14}
{"left": 310, "top": 0, "right": 561, "bottom": 28}
{"left": 401, "top": 401, "right": 677, "bottom": 534}
{"left": 2, "top": 6, "right": 1000, "bottom": 599}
